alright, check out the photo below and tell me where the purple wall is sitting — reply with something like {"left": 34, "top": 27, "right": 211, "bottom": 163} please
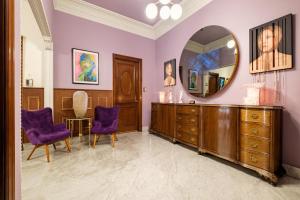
{"left": 156, "top": 0, "right": 300, "bottom": 167}
{"left": 53, "top": 11, "right": 156, "bottom": 126}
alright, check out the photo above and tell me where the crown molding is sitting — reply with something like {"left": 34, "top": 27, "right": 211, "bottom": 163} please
{"left": 28, "top": 0, "right": 52, "bottom": 40}
{"left": 53, "top": 0, "right": 213, "bottom": 40}
{"left": 185, "top": 35, "right": 234, "bottom": 54}
{"left": 53, "top": 0, "right": 156, "bottom": 39}
{"left": 153, "top": 0, "right": 213, "bottom": 39}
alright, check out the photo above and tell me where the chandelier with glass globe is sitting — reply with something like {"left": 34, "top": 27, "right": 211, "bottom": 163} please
{"left": 146, "top": 0, "right": 183, "bottom": 20}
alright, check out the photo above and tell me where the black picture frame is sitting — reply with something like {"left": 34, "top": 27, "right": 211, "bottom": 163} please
{"left": 72, "top": 48, "right": 100, "bottom": 85}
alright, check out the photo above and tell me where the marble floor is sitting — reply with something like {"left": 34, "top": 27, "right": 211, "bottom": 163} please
{"left": 22, "top": 132, "right": 300, "bottom": 200}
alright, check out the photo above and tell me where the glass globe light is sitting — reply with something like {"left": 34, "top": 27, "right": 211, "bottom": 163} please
{"left": 160, "top": 5, "right": 170, "bottom": 20}
{"left": 170, "top": 4, "right": 182, "bottom": 20}
{"left": 145, "top": 3, "right": 158, "bottom": 19}
{"left": 227, "top": 39, "right": 236, "bottom": 49}
{"left": 159, "top": 0, "right": 171, "bottom": 5}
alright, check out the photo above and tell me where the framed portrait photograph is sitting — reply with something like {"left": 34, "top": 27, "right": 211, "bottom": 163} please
{"left": 164, "top": 59, "right": 176, "bottom": 87}
{"left": 249, "top": 14, "right": 293, "bottom": 73}
{"left": 188, "top": 70, "right": 198, "bottom": 90}
{"left": 72, "top": 48, "right": 99, "bottom": 85}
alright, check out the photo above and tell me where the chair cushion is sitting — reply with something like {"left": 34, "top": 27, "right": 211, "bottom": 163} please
{"left": 38, "top": 130, "right": 70, "bottom": 144}
{"left": 91, "top": 125, "right": 117, "bottom": 135}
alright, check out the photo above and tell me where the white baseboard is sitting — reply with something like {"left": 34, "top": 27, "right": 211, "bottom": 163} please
{"left": 283, "top": 164, "right": 300, "bottom": 179}
{"left": 142, "top": 126, "right": 149, "bottom": 132}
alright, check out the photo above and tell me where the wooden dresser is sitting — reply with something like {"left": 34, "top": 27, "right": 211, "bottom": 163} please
{"left": 150, "top": 103, "right": 283, "bottom": 185}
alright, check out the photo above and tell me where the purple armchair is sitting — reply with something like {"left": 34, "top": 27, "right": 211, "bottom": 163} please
{"left": 91, "top": 106, "right": 120, "bottom": 148}
{"left": 21, "top": 108, "right": 71, "bottom": 162}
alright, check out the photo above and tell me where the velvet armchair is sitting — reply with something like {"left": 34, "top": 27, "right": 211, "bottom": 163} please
{"left": 91, "top": 106, "right": 120, "bottom": 148}
{"left": 21, "top": 108, "right": 71, "bottom": 162}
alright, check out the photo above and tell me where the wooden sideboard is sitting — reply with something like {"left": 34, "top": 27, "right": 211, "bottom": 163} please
{"left": 150, "top": 103, "right": 283, "bottom": 184}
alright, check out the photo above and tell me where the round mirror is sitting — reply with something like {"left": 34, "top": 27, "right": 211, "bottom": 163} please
{"left": 179, "top": 25, "right": 239, "bottom": 98}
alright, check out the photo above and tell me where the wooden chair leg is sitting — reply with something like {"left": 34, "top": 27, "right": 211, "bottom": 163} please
{"left": 53, "top": 143, "right": 57, "bottom": 150}
{"left": 111, "top": 133, "right": 116, "bottom": 148}
{"left": 45, "top": 145, "right": 50, "bottom": 162}
{"left": 96, "top": 135, "right": 101, "bottom": 143}
{"left": 27, "top": 145, "right": 38, "bottom": 160}
{"left": 93, "top": 134, "right": 97, "bottom": 149}
{"left": 64, "top": 139, "right": 71, "bottom": 152}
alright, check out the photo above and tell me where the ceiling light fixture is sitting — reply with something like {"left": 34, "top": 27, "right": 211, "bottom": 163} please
{"left": 145, "top": 1, "right": 182, "bottom": 21}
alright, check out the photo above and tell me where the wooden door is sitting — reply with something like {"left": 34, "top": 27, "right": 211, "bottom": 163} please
{"left": 0, "top": 0, "right": 15, "bottom": 199}
{"left": 113, "top": 54, "right": 142, "bottom": 132}
{"left": 208, "top": 73, "right": 218, "bottom": 95}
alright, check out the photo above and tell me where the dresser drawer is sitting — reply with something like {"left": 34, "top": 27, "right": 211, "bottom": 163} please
{"left": 240, "top": 150, "right": 269, "bottom": 171}
{"left": 240, "top": 122, "right": 270, "bottom": 139}
{"left": 176, "top": 131, "right": 197, "bottom": 146}
{"left": 240, "top": 135, "right": 270, "bottom": 154}
{"left": 176, "top": 114, "right": 198, "bottom": 125}
{"left": 177, "top": 124, "right": 198, "bottom": 135}
{"left": 176, "top": 106, "right": 198, "bottom": 115}
{"left": 240, "top": 109, "right": 271, "bottom": 125}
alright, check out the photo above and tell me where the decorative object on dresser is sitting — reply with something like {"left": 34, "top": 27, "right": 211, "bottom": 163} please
{"left": 21, "top": 108, "right": 71, "bottom": 162}
{"left": 73, "top": 91, "right": 88, "bottom": 118}
{"left": 91, "top": 106, "right": 120, "bottom": 148}
{"left": 179, "top": 25, "right": 239, "bottom": 98}
{"left": 164, "top": 59, "right": 176, "bottom": 87}
{"left": 150, "top": 103, "right": 283, "bottom": 185}
{"left": 72, "top": 48, "right": 99, "bottom": 85}
{"left": 249, "top": 14, "right": 293, "bottom": 74}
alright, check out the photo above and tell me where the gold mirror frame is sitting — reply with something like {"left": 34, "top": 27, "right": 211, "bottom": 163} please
{"left": 179, "top": 25, "right": 239, "bottom": 98}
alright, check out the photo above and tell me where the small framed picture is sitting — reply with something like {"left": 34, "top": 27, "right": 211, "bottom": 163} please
{"left": 164, "top": 59, "right": 176, "bottom": 87}
{"left": 72, "top": 48, "right": 99, "bottom": 85}
{"left": 188, "top": 70, "right": 198, "bottom": 90}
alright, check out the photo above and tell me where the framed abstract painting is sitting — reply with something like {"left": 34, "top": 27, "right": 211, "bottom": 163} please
{"left": 249, "top": 14, "right": 293, "bottom": 73}
{"left": 72, "top": 48, "right": 99, "bottom": 85}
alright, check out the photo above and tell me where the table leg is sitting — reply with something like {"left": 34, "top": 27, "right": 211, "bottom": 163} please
{"left": 79, "top": 120, "right": 82, "bottom": 150}
{"left": 88, "top": 119, "right": 91, "bottom": 147}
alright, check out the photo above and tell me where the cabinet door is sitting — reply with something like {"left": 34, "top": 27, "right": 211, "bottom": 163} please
{"left": 202, "top": 106, "right": 238, "bottom": 161}
{"left": 151, "top": 104, "right": 162, "bottom": 132}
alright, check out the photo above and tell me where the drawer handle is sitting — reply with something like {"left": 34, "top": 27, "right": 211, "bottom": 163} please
{"left": 191, "top": 119, "right": 196, "bottom": 122}
{"left": 191, "top": 137, "right": 195, "bottom": 141}
{"left": 250, "top": 155, "right": 258, "bottom": 163}
{"left": 251, "top": 114, "right": 259, "bottom": 119}
{"left": 191, "top": 109, "right": 196, "bottom": 112}
{"left": 251, "top": 144, "right": 258, "bottom": 148}
{"left": 191, "top": 128, "right": 196, "bottom": 132}
{"left": 178, "top": 117, "right": 182, "bottom": 120}
{"left": 251, "top": 129, "right": 258, "bottom": 134}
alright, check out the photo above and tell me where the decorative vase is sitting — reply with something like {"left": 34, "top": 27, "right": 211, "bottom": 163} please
{"left": 73, "top": 91, "right": 88, "bottom": 118}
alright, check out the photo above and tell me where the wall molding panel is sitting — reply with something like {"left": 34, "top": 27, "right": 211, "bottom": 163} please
{"left": 54, "top": 89, "right": 113, "bottom": 135}
{"left": 53, "top": 0, "right": 213, "bottom": 40}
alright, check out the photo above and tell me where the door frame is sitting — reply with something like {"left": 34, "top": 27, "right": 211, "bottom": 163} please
{"left": 113, "top": 54, "right": 142, "bottom": 132}
{"left": 0, "top": 0, "right": 15, "bottom": 199}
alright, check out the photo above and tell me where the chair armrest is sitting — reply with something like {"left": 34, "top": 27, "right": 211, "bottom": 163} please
{"left": 111, "top": 119, "right": 118, "bottom": 130}
{"left": 26, "top": 128, "right": 40, "bottom": 136}
{"left": 92, "top": 120, "right": 102, "bottom": 128}
{"left": 53, "top": 123, "right": 67, "bottom": 131}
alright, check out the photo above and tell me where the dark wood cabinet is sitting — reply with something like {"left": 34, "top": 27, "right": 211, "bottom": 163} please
{"left": 150, "top": 103, "right": 282, "bottom": 184}
{"left": 150, "top": 103, "right": 175, "bottom": 140}
{"left": 200, "top": 106, "right": 239, "bottom": 162}
{"left": 175, "top": 105, "right": 199, "bottom": 147}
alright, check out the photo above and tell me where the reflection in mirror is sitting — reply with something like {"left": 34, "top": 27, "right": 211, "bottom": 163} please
{"left": 179, "top": 25, "right": 239, "bottom": 98}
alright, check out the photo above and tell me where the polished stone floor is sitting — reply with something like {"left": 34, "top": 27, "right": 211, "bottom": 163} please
{"left": 22, "top": 132, "right": 300, "bottom": 200}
